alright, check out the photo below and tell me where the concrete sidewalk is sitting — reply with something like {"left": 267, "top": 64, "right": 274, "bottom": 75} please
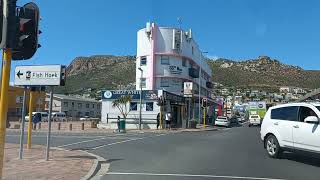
{"left": 3, "top": 144, "right": 94, "bottom": 180}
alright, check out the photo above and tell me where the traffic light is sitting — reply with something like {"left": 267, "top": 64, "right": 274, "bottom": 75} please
{"left": 0, "top": 0, "right": 4, "bottom": 48}
{"left": 12, "top": 2, "right": 40, "bottom": 60}
{"left": 202, "top": 98, "right": 208, "bottom": 107}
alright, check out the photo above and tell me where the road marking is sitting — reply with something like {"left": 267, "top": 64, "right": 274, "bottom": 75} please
{"left": 107, "top": 172, "right": 286, "bottom": 180}
{"left": 6, "top": 134, "right": 107, "bottom": 139}
{"left": 90, "top": 133, "right": 167, "bottom": 150}
{"left": 56, "top": 137, "right": 109, "bottom": 148}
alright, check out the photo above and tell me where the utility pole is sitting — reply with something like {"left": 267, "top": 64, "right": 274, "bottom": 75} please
{"left": 138, "top": 68, "right": 143, "bottom": 130}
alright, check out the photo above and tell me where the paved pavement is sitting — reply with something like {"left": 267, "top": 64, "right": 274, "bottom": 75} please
{"left": 5, "top": 124, "right": 320, "bottom": 180}
{"left": 3, "top": 143, "right": 93, "bottom": 180}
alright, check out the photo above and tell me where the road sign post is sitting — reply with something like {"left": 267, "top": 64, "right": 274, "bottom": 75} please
{"left": 14, "top": 65, "right": 66, "bottom": 160}
{"left": 45, "top": 87, "right": 53, "bottom": 161}
{"left": 19, "top": 86, "right": 27, "bottom": 159}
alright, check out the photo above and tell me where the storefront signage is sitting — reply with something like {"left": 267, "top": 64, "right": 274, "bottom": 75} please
{"left": 163, "top": 91, "right": 184, "bottom": 103}
{"left": 184, "top": 82, "right": 193, "bottom": 97}
{"left": 102, "top": 90, "right": 158, "bottom": 100}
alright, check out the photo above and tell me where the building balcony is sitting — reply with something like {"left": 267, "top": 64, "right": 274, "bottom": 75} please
{"left": 189, "top": 68, "right": 199, "bottom": 78}
{"left": 206, "top": 81, "right": 213, "bottom": 89}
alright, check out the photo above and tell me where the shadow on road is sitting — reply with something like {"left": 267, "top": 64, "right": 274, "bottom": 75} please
{"left": 106, "top": 158, "right": 123, "bottom": 163}
{"left": 281, "top": 152, "right": 320, "bottom": 167}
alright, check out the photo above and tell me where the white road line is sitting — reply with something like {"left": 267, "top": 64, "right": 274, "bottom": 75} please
{"left": 91, "top": 133, "right": 167, "bottom": 150}
{"left": 107, "top": 172, "right": 286, "bottom": 180}
{"left": 56, "top": 137, "right": 109, "bottom": 148}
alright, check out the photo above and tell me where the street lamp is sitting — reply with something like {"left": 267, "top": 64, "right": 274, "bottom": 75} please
{"left": 138, "top": 67, "right": 143, "bottom": 130}
{"left": 199, "top": 51, "right": 208, "bottom": 125}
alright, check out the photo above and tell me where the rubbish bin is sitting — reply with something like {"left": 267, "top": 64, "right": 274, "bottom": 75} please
{"left": 119, "top": 120, "right": 126, "bottom": 133}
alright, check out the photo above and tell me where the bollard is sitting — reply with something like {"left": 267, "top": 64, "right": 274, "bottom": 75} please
{"left": 58, "top": 123, "right": 61, "bottom": 130}
{"left": 38, "top": 123, "right": 41, "bottom": 129}
{"left": 69, "top": 123, "right": 72, "bottom": 131}
{"left": 81, "top": 122, "right": 84, "bottom": 130}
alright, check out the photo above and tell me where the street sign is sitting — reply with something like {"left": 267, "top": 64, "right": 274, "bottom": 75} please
{"left": 184, "top": 82, "right": 193, "bottom": 97}
{"left": 14, "top": 65, "right": 65, "bottom": 86}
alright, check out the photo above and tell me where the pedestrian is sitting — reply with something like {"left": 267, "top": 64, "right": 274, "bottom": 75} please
{"left": 117, "top": 115, "right": 121, "bottom": 132}
{"left": 165, "top": 112, "right": 172, "bottom": 130}
{"left": 156, "top": 113, "right": 160, "bottom": 130}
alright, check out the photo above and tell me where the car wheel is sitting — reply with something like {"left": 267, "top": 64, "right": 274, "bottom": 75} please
{"left": 265, "top": 135, "right": 281, "bottom": 158}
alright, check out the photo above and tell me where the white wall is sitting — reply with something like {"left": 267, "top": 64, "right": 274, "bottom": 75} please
{"left": 101, "top": 100, "right": 160, "bottom": 129}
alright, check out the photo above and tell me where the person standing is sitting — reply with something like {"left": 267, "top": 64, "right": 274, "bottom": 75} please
{"left": 165, "top": 112, "right": 172, "bottom": 130}
{"left": 156, "top": 113, "right": 160, "bottom": 130}
{"left": 117, "top": 115, "right": 121, "bottom": 132}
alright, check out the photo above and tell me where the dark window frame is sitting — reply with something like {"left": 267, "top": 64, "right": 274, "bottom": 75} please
{"left": 130, "top": 102, "right": 138, "bottom": 111}
{"left": 146, "top": 102, "right": 154, "bottom": 111}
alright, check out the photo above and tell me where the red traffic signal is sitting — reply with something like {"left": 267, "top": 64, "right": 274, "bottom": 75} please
{"left": 12, "top": 2, "right": 40, "bottom": 60}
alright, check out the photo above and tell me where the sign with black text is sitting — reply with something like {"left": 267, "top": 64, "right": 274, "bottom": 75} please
{"left": 14, "top": 65, "right": 65, "bottom": 86}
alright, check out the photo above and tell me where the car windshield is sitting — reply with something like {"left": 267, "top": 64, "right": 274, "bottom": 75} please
{"left": 2, "top": 1, "right": 320, "bottom": 180}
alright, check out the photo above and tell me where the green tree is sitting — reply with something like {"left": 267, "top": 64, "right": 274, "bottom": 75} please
{"left": 112, "top": 95, "right": 132, "bottom": 120}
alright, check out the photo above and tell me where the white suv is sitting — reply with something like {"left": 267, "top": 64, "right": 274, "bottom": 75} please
{"left": 260, "top": 103, "right": 320, "bottom": 158}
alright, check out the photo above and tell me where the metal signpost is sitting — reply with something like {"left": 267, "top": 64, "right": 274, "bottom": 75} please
{"left": 14, "top": 65, "right": 66, "bottom": 160}
{"left": 18, "top": 87, "right": 27, "bottom": 159}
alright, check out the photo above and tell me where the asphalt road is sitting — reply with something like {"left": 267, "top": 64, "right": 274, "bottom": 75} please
{"left": 5, "top": 125, "right": 320, "bottom": 180}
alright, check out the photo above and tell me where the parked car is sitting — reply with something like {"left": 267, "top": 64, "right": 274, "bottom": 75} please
{"left": 52, "top": 112, "right": 67, "bottom": 122}
{"left": 80, "top": 116, "right": 90, "bottom": 121}
{"left": 248, "top": 115, "right": 261, "bottom": 127}
{"left": 260, "top": 102, "right": 320, "bottom": 158}
{"left": 215, "top": 116, "right": 230, "bottom": 127}
{"left": 25, "top": 112, "right": 48, "bottom": 122}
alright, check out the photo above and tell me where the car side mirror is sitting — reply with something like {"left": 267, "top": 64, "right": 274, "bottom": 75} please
{"left": 304, "top": 116, "right": 319, "bottom": 124}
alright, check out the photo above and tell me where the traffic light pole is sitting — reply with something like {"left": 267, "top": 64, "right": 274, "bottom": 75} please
{"left": 0, "top": 48, "right": 12, "bottom": 178}
{"left": 27, "top": 90, "right": 34, "bottom": 149}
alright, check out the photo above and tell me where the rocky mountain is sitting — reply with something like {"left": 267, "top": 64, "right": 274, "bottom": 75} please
{"left": 207, "top": 56, "right": 320, "bottom": 91}
{"left": 55, "top": 55, "right": 320, "bottom": 95}
{"left": 55, "top": 55, "right": 136, "bottom": 94}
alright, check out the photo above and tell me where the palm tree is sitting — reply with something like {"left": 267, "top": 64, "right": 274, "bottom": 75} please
{"left": 112, "top": 95, "right": 132, "bottom": 120}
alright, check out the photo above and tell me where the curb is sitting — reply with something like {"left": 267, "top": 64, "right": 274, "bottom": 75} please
{"left": 80, "top": 151, "right": 109, "bottom": 180}
{"left": 52, "top": 147, "right": 109, "bottom": 180}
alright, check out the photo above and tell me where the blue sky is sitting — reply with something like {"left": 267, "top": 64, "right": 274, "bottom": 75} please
{"left": 9, "top": 0, "right": 320, "bottom": 79}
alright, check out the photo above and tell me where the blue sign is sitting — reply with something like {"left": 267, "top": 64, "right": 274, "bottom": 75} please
{"left": 102, "top": 90, "right": 158, "bottom": 100}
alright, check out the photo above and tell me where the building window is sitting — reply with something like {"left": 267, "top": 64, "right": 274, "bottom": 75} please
{"left": 140, "top": 78, "right": 146, "bottom": 88}
{"left": 97, "top": 104, "right": 100, "bottom": 109}
{"left": 192, "top": 46, "right": 194, "bottom": 55}
{"left": 161, "top": 55, "right": 169, "bottom": 65}
{"left": 146, "top": 102, "right": 153, "bottom": 111}
{"left": 92, "top": 104, "right": 95, "bottom": 108}
{"left": 160, "top": 78, "right": 169, "bottom": 87}
{"left": 86, "top": 104, "right": 89, "bottom": 108}
{"left": 78, "top": 103, "right": 82, "bottom": 108}
{"left": 16, "top": 108, "right": 22, "bottom": 116}
{"left": 140, "top": 56, "right": 147, "bottom": 66}
{"left": 71, "top": 102, "right": 74, "bottom": 108}
{"left": 182, "top": 58, "right": 187, "bottom": 67}
{"left": 64, "top": 102, "right": 68, "bottom": 107}
{"left": 130, "top": 102, "right": 137, "bottom": 111}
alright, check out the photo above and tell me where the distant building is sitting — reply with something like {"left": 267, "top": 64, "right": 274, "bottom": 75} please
{"left": 45, "top": 94, "right": 101, "bottom": 118}
{"left": 2, "top": 86, "right": 46, "bottom": 121}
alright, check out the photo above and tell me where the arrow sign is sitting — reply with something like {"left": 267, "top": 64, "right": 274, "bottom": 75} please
{"left": 14, "top": 65, "right": 64, "bottom": 86}
{"left": 16, "top": 70, "right": 23, "bottom": 78}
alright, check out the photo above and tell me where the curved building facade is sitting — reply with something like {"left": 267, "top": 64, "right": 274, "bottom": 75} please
{"left": 136, "top": 23, "right": 213, "bottom": 98}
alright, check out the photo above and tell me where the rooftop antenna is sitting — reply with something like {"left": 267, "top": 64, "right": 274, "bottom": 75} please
{"left": 177, "top": 17, "right": 182, "bottom": 29}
